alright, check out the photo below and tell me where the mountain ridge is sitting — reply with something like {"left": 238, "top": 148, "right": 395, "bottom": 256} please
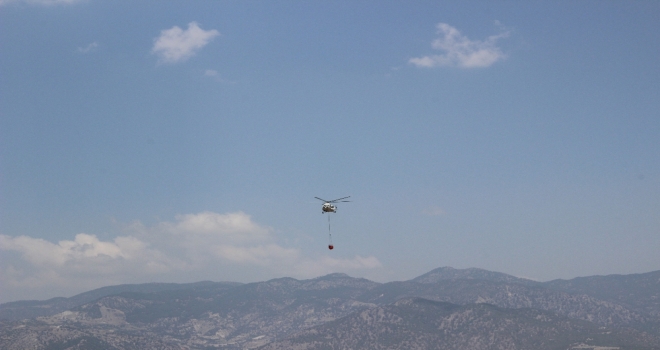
{"left": 0, "top": 281, "right": 242, "bottom": 321}
{"left": 1, "top": 267, "right": 659, "bottom": 349}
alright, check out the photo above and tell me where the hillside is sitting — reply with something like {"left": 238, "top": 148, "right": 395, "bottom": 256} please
{"left": 260, "top": 298, "right": 660, "bottom": 350}
{"left": 1, "top": 267, "right": 659, "bottom": 350}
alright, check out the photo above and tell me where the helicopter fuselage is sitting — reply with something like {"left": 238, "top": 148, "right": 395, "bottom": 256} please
{"left": 322, "top": 203, "right": 337, "bottom": 213}
{"left": 316, "top": 196, "right": 350, "bottom": 214}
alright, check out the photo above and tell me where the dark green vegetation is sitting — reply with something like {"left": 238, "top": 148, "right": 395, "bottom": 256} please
{"left": 1, "top": 268, "right": 659, "bottom": 350}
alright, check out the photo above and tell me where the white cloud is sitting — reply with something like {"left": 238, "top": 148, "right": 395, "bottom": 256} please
{"left": 77, "top": 42, "right": 98, "bottom": 53}
{"left": 0, "top": 233, "right": 122, "bottom": 266}
{"left": 204, "top": 69, "right": 236, "bottom": 84}
{"left": 152, "top": 22, "right": 220, "bottom": 64}
{"left": 0, "top": 233, "right": 179, "bottom": 272}
{"left": 409, "top": 23, "right": 509, "bottom": 69}
{"left": 172, "top": 211, "right": 268, "bottom": 237}
{"left": 0, "top": 232, "right": 181, "bottom": 302}
{"left": 0, "top": 211, "right": 382, "bottom": 302}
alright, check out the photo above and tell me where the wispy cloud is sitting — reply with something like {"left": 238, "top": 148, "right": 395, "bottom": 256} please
{"left": 77, "top": 42, "right": 98, "bottom": 54}
{"left": 0, "top": 211, "right": 381, "bottom": 302}
{"left": 152, "top": 22, "right": 220, "bottom": 64}
{"left": 204, "top": 69, "right": 236, "bottom": 84}
{"left": 410, "top": 22, "right": 509, "bottom": 69}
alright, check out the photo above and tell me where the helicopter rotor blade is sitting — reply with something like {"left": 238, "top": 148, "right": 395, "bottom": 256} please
{"left": 328, "top": 196, "right": 351, "bottom": 203}
{"left": 314, "top": 197, "right": 329, "bottom": 203}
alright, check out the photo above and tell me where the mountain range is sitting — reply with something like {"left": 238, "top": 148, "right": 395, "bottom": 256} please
{"left": 1, "top": 267, "right": 659, "bottom": 349}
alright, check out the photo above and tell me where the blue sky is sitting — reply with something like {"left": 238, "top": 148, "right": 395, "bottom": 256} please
{"left": 1, "top": 0, "right": 659, "bottom": 303}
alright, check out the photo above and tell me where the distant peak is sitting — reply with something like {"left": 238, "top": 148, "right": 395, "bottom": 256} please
{"left": 411, "top": 266, "right": 539, "bottom": 286}
{"left": 317, "top": 273, "right": 351, "bottom": 279}
{"left": 436, "top": 266, "right": 457, "bottom": 271}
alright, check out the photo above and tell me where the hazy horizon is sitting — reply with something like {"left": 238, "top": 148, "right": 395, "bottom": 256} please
{"left": 5, "top": 265, "right": 660, "bottom": 305}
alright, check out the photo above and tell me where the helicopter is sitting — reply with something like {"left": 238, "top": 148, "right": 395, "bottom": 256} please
{"left": 315, "top": 196, "right": 351, "bottom": 214}
{"left": 315, "top": 196, "right": 351, "bottom": 250}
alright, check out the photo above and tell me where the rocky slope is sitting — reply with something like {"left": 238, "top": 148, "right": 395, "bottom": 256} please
{"left": 260, "top": 298, "right": 660, "bottom": 350}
